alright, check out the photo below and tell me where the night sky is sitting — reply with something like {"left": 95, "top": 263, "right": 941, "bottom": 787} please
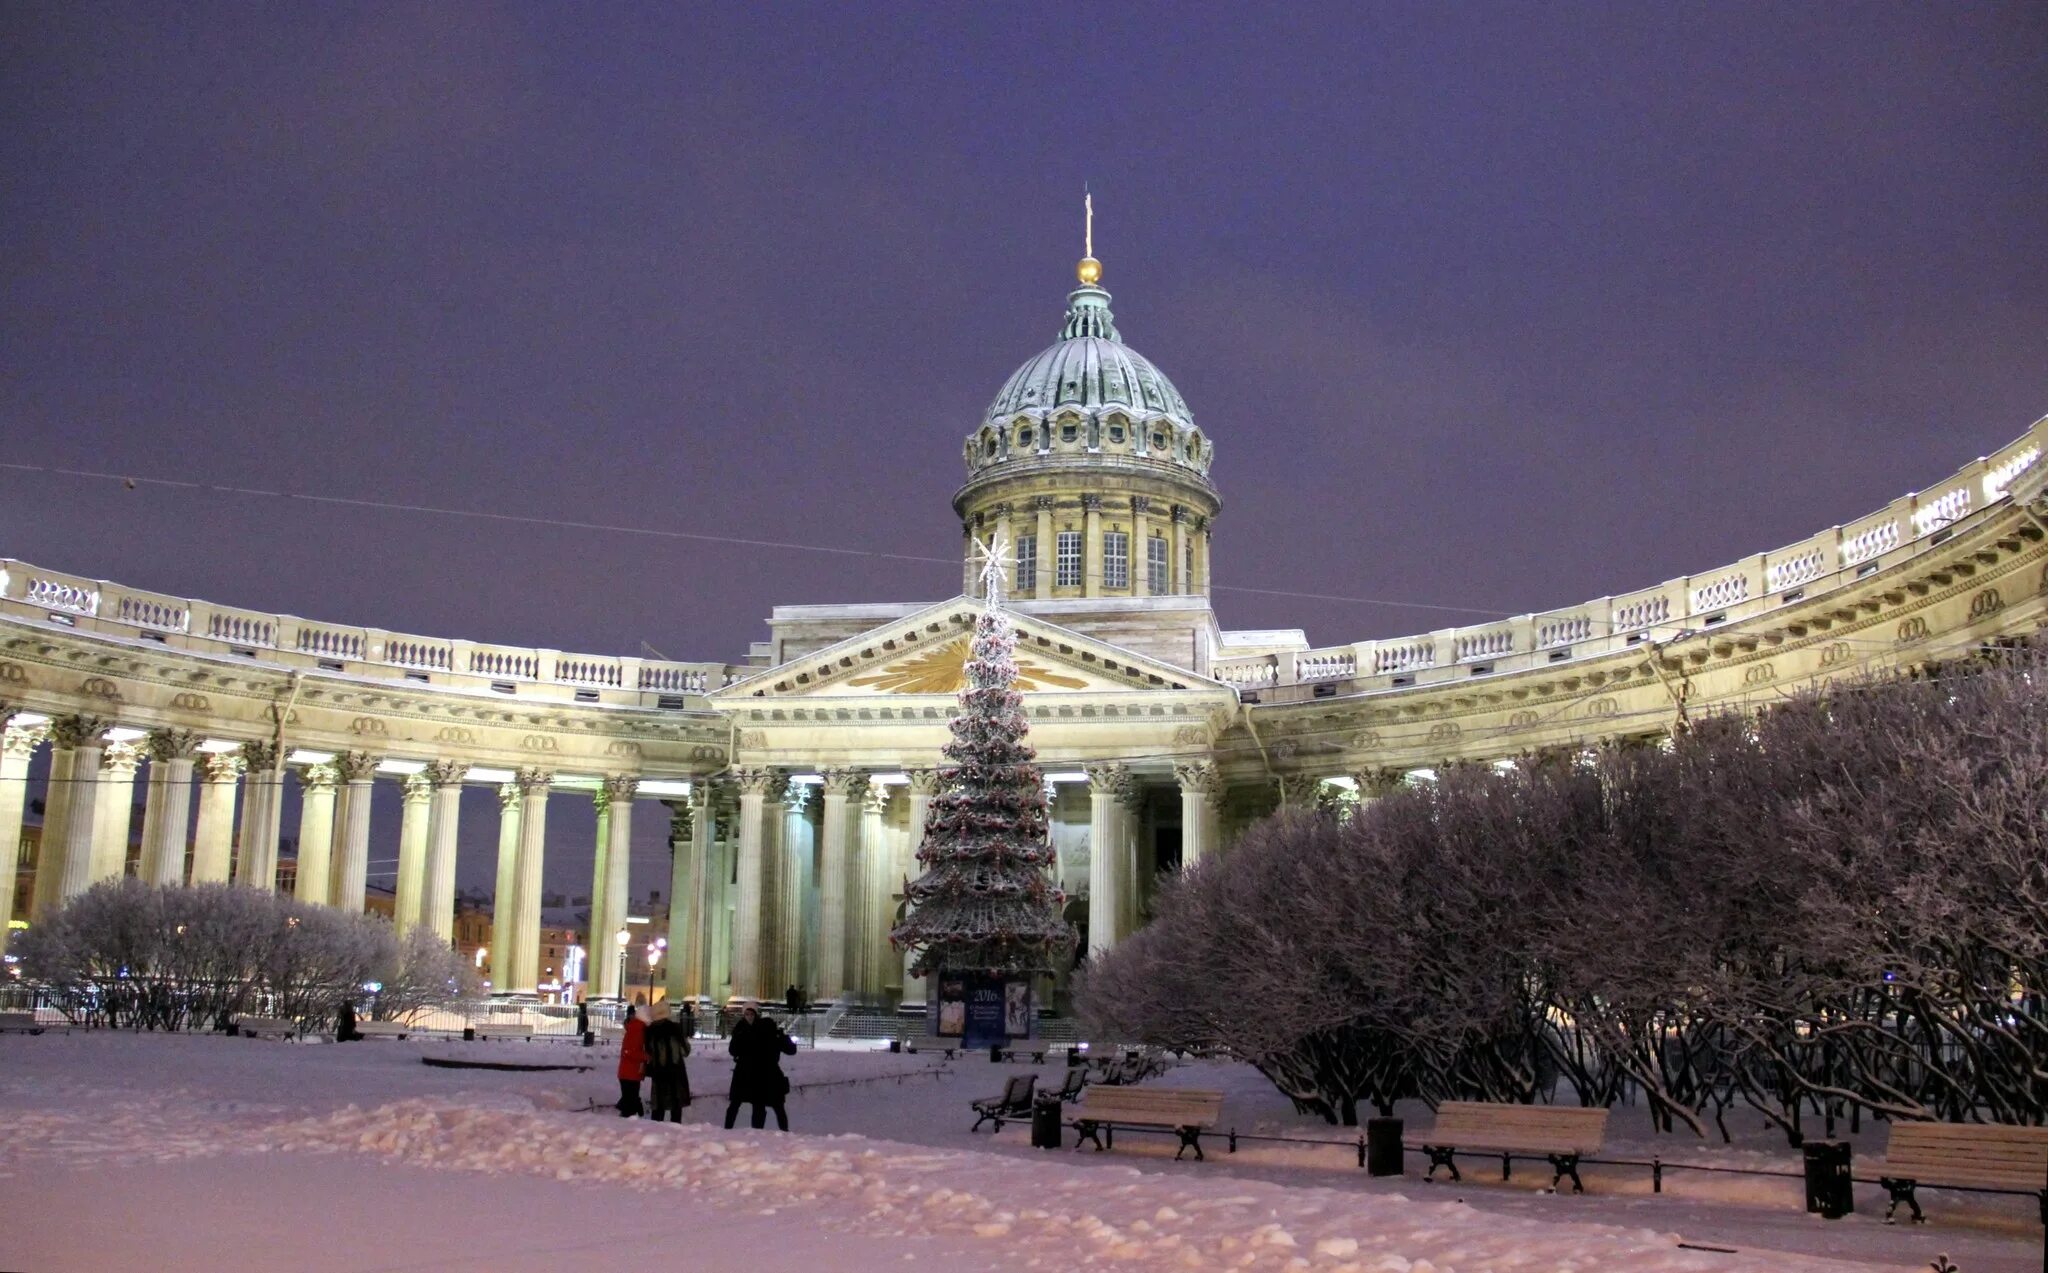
{"left": 5, "top": 5, "right": 2045, "bottom": 898}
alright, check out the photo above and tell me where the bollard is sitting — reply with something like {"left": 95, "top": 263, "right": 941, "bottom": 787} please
{"left": 1366, "top": 1117, "right": 1405, "bottom": 1177}
{"left": 1802, "top": 1141, "right": 1854, "bottom": 1219}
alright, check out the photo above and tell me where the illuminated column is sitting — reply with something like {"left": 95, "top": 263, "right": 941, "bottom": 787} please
{"left": 138, "top": 729, "right": 198, "bottom": 886}
{"left": 0, "top": 718, "right": 48, "bottom": 954}
{"left": 1195, "top": 516, "right": 1212, "bottom": 596}
{"left": 36, "top": 716, "right": 108, "bottom": 914}
{"left": 421, "top": 761, "right": 465, "bottom": 941}
{"left": 1085, "top": 762, "right": 1130, "bottom": 957}
{"left": 731, "top": 768, "right": 783, "bottom": 1002}
{"left": 292, "top": 763, "right": 337, "bottom": 906}
{"left": 89, "top": 741, "right": 142, "bottom": 885}
{"left": 235, "top": 742, "right": 284, "bottom": 892}
{"left": 1169, "top": 506, "right": 1188, "bottom": 595}
{"left": 188, "top": 751, "right": 243, "bottom": 884}
{"left": 664, "top": 796, "right": 698, "bottom": 1003}
{"left": 817, "top": 769, "right": 863, "bottom": 1004}
{"left": 991, "top": 504, "right": 1013, "bottom": 594}
{"left": 901, "top": 769, "right": 939, "bottom": 1009}
{"left": 705, "top": 791, "right": 735, "bottom": 997}
{"left": 1131, "top": 497, "right": 1151, "bottom": 598}
{"left": 327, "top": 751, "right": 381, "bottom": 913}
{"left": 393, "top": 772, "right": 431, "bottom": 930}
{"left": 1174, "top": 760, "right": 1220, "bottom": 870}
{"left": 506, "top": 768, "right": 552, "bottom": 996}
{"left": 587, "top": 784, "right": 614, "bottom": 994}
{"left": 488, "top": 781, "right": 521, "bottom": 992}
{"left": 599, "top": 775, "right": 637, "bottom": 999}
{"left": 1033, "top": 497, "right": 1055, "bottom": 601}
{"left": 777, "top": 784, "right": 817, "bottom": 994}
{"left": 1082, "top": 494, "right": 1104, "bottom": 598}
{"left": 1117, "top": 777, "right": 1145, "bottom": 937}
{"left": 859, "top": 781, "right": 891, "bottom": 999}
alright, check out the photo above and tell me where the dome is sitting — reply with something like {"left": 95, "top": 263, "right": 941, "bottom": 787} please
{"left": 985, "top": 284, "right": 1193, "bottom": 427}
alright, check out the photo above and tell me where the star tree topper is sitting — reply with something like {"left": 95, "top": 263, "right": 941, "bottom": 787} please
{"left": 973, "top": 529, "right": 1010, "bottom": 608}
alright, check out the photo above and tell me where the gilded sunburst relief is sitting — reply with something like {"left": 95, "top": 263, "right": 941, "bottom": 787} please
{"left": 846, "top": 636, "right": 1091, "bottom": 694}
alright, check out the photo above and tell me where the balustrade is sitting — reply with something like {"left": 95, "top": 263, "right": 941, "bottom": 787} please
{"left": 1294, "top": 651, "right": 1356, "bottom": 681}
{"left": 1688, "top": 572, "right": 1750, "bottom": 613}
{"left": 1373, "top": 641, "right": 1435, "bottom": 674}
{"left": 1911, "top": 486, "right": 1971, "bottom": 536}
{"left": 1766, "top": 548, "right": 1826, "bottom": 593}
{"left": 1453, "top": 628, "right": 1514, "bottom": 661}
{"left": 1841, "top": 519, "right": 1901, "bottom": 565}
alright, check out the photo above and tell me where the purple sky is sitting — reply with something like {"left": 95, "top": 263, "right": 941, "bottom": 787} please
{"left": 5, "top": 5, "right": 2045, "bottom": 901}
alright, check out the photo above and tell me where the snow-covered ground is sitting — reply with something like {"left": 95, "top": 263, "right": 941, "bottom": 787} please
{"left": 0, "top": 1031, "right": 2038, "bottom": 1272}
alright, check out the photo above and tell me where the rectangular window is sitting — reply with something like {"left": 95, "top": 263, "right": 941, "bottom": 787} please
{"left": 1103, "top": 531, "right": 1129, "bottom": 590}
{"left": 1184, "top": 543, "right": 1194, "bottom": 590}
{"left": 1056, "top": 530, "right": 1083, "bottom": 588}
{"left": 1148, "top": 536, "right": 1169, "bottom": 593}
{"left": 1015, "top": 534, "right": 1037, "bottom": 593}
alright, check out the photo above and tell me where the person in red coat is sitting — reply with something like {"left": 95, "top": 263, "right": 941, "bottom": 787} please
{"left": 616, "top": 1004, "right": 647, "bottom": 1118}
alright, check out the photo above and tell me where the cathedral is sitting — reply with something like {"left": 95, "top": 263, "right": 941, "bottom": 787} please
{"left": 2, "top": 242, "right": 2045, "bottom": 1012}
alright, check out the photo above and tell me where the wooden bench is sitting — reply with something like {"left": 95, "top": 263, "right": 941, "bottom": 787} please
{"left": 0, "top": 1011, "right": 47, "bottom": 1035}
{"left": 993, "top": 1041, "right": 1069, "bottom": 1064}
{"left": 1875, "top": 1122, "right": 2048, "bottom": 1224}
{"left": 1050, "top": 1068, "right": 1089, "bottom": 1104}
{"left": 1410, "top": 1102, "right": 1609, "bottom": 1193}
{"left": 235, "top": 1016, "right": 300, "bottom": 1040}
{"left": 353, "top": 1021, "right": 415, "bottom": 1040}
{"left": 473, "top": 1023, "right": 535, "bottom": 1041}
{"left": 906, "top": 1035, "right": 964, "bottom": 1059}
{"left": 1070, "top": 1086, "right": 1225, "bottom": 1161}
{"left": 970, "top": 1073, "right": 1037, "bottom": 1133}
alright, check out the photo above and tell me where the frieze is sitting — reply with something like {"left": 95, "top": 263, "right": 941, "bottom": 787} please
{"left": 169, "top": 692, "right": 212, "bottom": 712}
{"left": 1742, "top": 664, "right": 1776, "bottom": 686}
{"left": 80, "top": 676, "right": 122, "bottom": 700}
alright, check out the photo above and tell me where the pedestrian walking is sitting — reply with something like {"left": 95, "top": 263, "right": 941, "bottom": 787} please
{"left": 616, "top": 1004, "right": 647, "bottom": 1118}
{"left": 724, "top": 1004, "right": 796, "bottom": 1131}
{"left": 645, "top": 1007, "right": 693, "bottom": 1123}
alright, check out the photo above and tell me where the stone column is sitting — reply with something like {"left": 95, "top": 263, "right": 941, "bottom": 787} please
{"left": 1085, "top": 762, "right": 1130, "bottom": 957}
{"left": 188, "top": 751, "right": 244, "bottom": 884}
{"left": 292, "top": 763, "right": 338, "bottom": 905}
{"left": 1082, "top": 494, "right": 1104, "bottom": 598}
{"left": 1275, "top": 773, "right": 1322, "bottom": 810}
{"left": 1169, "top": 506, "right": 1188, "bottom": 595}
{"left": 34, "top": 716, "right": 109, "bottom": 914}
{"left": 421, "top": 761, "right": 465, "bottom": 941}
{"left": 859, "top": 781, "right": 890, "bottom": 1000}
{"left": 506, "top": 768, "right": 552, "bottom": 996}
{"left": 817, "top": 769, "right": 863, "bottom": 1005}
{"left": 599, "top": 775, "right": 637, "bottom": 998}
{"left": 731, "top": 768, "right": 783, "bottom": 1002}
{"left": 90, "top": 741, "right": 142, "bottom": 885}
{"left": 1352, "top": 768, "right": 1406, "bottom": 809}
{"left": 235, "top": 742, "right": 284, "bottom": 892}
{"left": 664, "top": 796, "right": 699, "bottom": 1003}
{"left": 1174, "top": 760, "right": 1220, "bottom": 870}
{"left": 991, "top": 504, "right": 1013, "bottom": 598}
{"left": 901, "top": 769, "right": 939, "bottom": 1008}
{"left": 0, "top": 717, "right": 47, "bottom": 954}
{"left": 705, "top": 791, "right": 735, "bottom": 998}
{"left": 1131, "top": 497, "right": 1152, "bottom": 598}
{"left": 1195, "top": 517, "right": 1212, "bottom": 595}
{"left": 393, "top": 772, "right": 432, "bottom": 930}
{"left": 1033, "top": 496, "right": 1055, "bottom": 600}
{"left": 778, "top": 784, "right": 817, "bottom": 996}
{"left": 1118, "top": 776, "right": 1146, "bottom": 936}
{"left": 587, "top": 785, "right": 614, "bottom": 995}
{"left": 488, "top": 781, "right": 522, "bottom": 991}
{"left": 138, "top": 729, "right": 199, "bottom": 886}
{"left": 327, "top": 751, "right": 381, "bottom": 913}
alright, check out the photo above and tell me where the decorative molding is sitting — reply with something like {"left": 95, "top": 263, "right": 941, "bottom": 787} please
{"left": 1969, "top": 587, "right": 2004, "bottom": 620}
{"left": 79, "top": 676, "right": 122, "bottom": 700}
{"left": 435, "top": 726, "right": 478, "bottom": 745}
{"left": 520, "top": 734, "right": 560, "bottom": 753}
{"left": 169, "top": 691, "right": 212, "bottom": 712}
{"left": 349, "top": 715, "right": 388, "bottom": 737}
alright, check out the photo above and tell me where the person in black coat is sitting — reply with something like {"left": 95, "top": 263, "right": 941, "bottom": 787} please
{"left": 724, "top": 1005, "right": 796, "bottom": 1131}
{"left": 335, "top": 998, "right": 360, "bottom": 1043}
{"left": 644, "top": 1008, "right": 693, "bottom": 1123}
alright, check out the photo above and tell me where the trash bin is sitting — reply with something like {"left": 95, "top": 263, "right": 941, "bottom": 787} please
{"left": 1366, "top": 1117, "right": 1405, "bottom": 1177}
{"left": 1031, "top": 1098, "right": 1062, "bottom": 1150}
{"left": 462, "top": 1026, "right": 476, "bottom": 1042}
{"left": 581, "top": 1030, "right": 595, "bottom": 1048}
{"left": 1802, "top": 1140, "right": 1853, "bottom": 1218}
{"left": 888, "top": 1038, "right": 901, "bottom": 1053}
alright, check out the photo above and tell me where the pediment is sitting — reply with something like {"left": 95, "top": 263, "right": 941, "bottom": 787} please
{"left": 714, "top": 598, "right": 1229, "bottom": 701}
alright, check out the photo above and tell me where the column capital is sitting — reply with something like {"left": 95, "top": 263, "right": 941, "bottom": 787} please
{"left": 145, "top": 728, "right": 201, "bottom": 762}
{"left": 1084, "top": 761, "right": 1130, "bottom": 795}
{"left": 603, "top": 774, "right": 641, "bottom": 803}
{"left": 1173, "top": 760, "right": 1220, "bottom": 794}
{"left": 514, "top": 767, "right": 554, "bottom": 794}
{"left": 666, "top": 799, "right": 693, "bottom": 841}
{"left": 1130, "top": 495, "right": 1151, "bottom": 514}
{"left": 299, "top": 762, "right": 338, "bottom": 793}
{"left": 1081, "top": 493, "right": 1103, "bottom": 512}
{"left": 1032, "top": 494, "right": 1057, "bottom": 512}
{"left": 906, "top": 768, "right": 942, "bottom": 796}
{"left": 1274, "top": 773, "right": 1322, "bottom": 808}
{"left": 401, "top": 772, "right": 432, "bottom": 804}
{"left": 861, "top": 780, "right": 891, "bottom": 816}
{"left": 199, "top": 751, "right": 245, "bottom": 783}
{"left": 496, "top": 780, "right": 522, "bottom": 811}
{"left": 334, "top": 750, "right": 383, "bottom": 783}
{"left": 819, "top": 768, "right": 867, "bottom": 798}
{"left": 733, "top": 766, "right": 786, "bottom": 798}
{"left": 1353, "top": 768, "right": 1407, "bottom": 799}
{"left": 3, "top": 720, "right": 49, "bottom": 759}
{"left": 239, "top": 740, "right": 280, "bottom": 773}
{"left": 1170, "top": 504, "right": 1189, "bottom": 523}
{"left": 424, "top": 758, "right": 466, "bottom": 788}
{"left": 100, "top": 740, "right": 142, "bottom": 775}
{"left": 786, "top": 783, "right": 822, "bottom": 818}
{"left": 591, "top": 786, "right": 613, "bottom": 818}
{"left": 50, "top": 714, "right": 113, "bottom": 750}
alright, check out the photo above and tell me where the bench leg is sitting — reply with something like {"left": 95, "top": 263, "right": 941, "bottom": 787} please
{"left": 1174, "top": 1128, "right": 1204, "bottom": 1162}
{"left": 970, "top": 1112, "right": 990, "bottom": 1133}
{"left": 1422, "top": 1145, "right": 1460, "bottom": 1183}
{"left": 1547, "top": 1153, "right": 1585, "bottom": 1194}
{"left": 1878, "top": 1178, "right": 1924, "bottom": 1225}
{"left": 1073, "top": 1121, "right": 1103, "bottom": 1152}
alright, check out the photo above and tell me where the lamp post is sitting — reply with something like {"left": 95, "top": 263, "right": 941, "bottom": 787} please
{"left": 646, "top": 938, "right": 667, "bottom": 1005}
{"left": 614, "top": 927, "right": 630, "bottom": 1004}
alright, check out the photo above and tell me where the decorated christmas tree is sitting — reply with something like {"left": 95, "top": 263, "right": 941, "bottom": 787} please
{"left": 891, "top": 538, "right": 1076, "bottom": 980}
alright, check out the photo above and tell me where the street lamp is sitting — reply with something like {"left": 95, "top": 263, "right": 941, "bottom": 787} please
{"left": 614, "top": 927, "right": 630, "bottom": 1003}
{"left": 646, "top": 938, "right": 667, "bottom": 1005}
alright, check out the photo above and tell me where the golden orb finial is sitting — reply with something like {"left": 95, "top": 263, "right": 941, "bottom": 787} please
{"left": 1077, "top": 190, "right": 1102, "bottom": 285}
